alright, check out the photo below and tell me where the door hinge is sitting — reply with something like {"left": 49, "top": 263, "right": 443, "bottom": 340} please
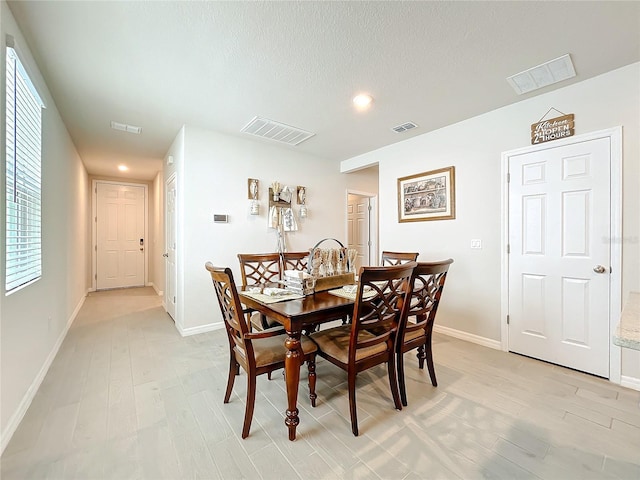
{"left": 94, "top": 245, "right": 97, "bottom": 251}
{"left": 173, "top": 296, "right": 176, "bottom": 303}
{"left": 507, "top": 244, "right": 510, "bottom": 254}
{"left": 94, "top": 273, "right": 97, "bottom": 280}
{"left": 506, "top": 314, "right": 510, "bottom": 325}
{"left": 507, "top": 173, "right": 511, "bottom": 183}
{"left": 367, "top": 204, "right": 372, "bottom": 211}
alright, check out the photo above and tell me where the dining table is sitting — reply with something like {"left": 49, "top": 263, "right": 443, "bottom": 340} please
{"left": 238, "top": 288, "right": 355, "bottom": 440}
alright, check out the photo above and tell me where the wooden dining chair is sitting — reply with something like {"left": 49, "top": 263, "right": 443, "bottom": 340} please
{"left": 282, "top": 251, "right": 310, "bottom": 272}
{"left": 237, "top": 252, "right": 282, "bottom": 330}
{"left": 205, "top": 262, "right": 318, "bottom": 438}
{"left": 396, "top": 259, "right": 453, "bottom": 406}
{"left": 238, "top": 252, "right": 282, "bottom": 286}
{"left": 310, "top": 262, "right": 416, "bottom": 436}
{"left": 381, "top": 251, "right": 419, "bottom": 266}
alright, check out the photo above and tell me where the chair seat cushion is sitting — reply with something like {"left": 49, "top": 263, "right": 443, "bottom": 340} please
{"left": 403, "top": 327, "right": 426, "bottom": 343}
{"left": 310, "top": 325, "right": 388, "bottom": 364}
{"left": 250, "top": 334, "right": 317, "bottom": 367}
{"left": 249, "top": 312, "right": 280, "bottom": 331}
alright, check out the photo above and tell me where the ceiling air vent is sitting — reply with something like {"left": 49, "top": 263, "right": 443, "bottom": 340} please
{"left": 392, "top": 121, "right": 418, "bottom": 133}
{"left": 507, "top": 54, "right": 576, "bottom": 95}
{"left": 241, "top": 116, "right": 315, "bottom": 146}
{"left": 110, "top": 121, "right": 141, "bottom": 134}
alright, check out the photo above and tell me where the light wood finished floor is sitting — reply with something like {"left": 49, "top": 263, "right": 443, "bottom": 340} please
{"left": 2, "top": 287, "right": 639, "bottom": 479}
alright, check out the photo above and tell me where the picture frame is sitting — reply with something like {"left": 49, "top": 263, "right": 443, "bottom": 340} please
{"left": 397, "top": 166, "right": 455, "bottom": 222}
{"left": 248, "top": 178, "right": 259, "bottom": 199}
{"left": 296, "top": 186, "right": 306, "bottom": 205}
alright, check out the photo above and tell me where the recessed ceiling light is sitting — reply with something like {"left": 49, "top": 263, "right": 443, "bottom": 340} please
{"left": 506, "top": 54, "right": 576, "bottom": 95}
{"left": 118, "top": 165, "right": 128, "bottom": 172}
{"left": 110, "top": 121, "right": 142, "bottom": 134}
{"left": 353, "top": 93, "right": 373, "bottom": 109}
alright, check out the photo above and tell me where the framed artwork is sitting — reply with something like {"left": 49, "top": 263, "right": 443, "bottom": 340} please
{"left": 248, "top": 178, "right": 259, "bottom": 199}
{"left": 397, "top": 166, "right": 455, "bottom": 222}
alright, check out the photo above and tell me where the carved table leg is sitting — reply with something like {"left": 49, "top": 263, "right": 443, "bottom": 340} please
{"left": 284, "top": 332, "right": 302, "bottom": 441}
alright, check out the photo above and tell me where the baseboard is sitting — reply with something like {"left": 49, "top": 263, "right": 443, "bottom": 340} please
{"left": 149, "top": 282, "right": 164, "bottom": 297}
{"left": 1, "top": 293, "right": 86, "bottom": 455}
{"left": 620, "top": 375, "right": 640, "bottom": 392}
{"left": 434, "top": 324, "right": 502, "bottom": 350}
{"left": 176, "top": 321, "right": 224, "bottom": 337}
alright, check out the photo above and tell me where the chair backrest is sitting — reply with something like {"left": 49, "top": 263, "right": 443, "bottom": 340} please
{"left": 401, "top": 259, "right": 453, "bottom": 341}
{"left": 237, "top": 253, "right": 282, "bottom": 287}
{"left": 205, "top": 263, "right": 255, "bottom": 361}
{"left": 381, "top": 251, "right": 419, "bottom": 266}
{"left": 282, "top": 251, "right": 310, "bottom": 272}
{"left": 349, "top": 262, "right": 416, "bottom": 363}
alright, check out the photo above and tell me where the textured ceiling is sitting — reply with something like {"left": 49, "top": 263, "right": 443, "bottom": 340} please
{"left": 7, "top": 1, "right": 640, "bottom": 180}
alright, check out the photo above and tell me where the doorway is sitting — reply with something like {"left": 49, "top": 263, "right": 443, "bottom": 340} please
{"left": 347, "top": 191, "right": 378, "bottom": 269}
{"left": 501, "top": 127, "right": 622, "bottom": 380}
{"left": 92, "top": 180, "right": 148, "bottom": 290}
{"left": 165, "top": 173, "right": 177, "bottom": 321}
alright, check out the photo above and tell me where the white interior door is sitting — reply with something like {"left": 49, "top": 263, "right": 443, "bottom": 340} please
{"left": 347, "top": 193, "right": 371, "bottom": 270}
{"left": 508, "top": 136, "right": 611, "bottom": 377}
{"left": 165, "top": 174, "right": 177, "bottom": 320}
{"left": 96, "top": 183, "right": 145, "bottom": 289}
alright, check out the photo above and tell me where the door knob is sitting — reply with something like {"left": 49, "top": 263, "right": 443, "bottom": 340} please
{"left": 593, "top": 265, "right": 607, "bottom": 274}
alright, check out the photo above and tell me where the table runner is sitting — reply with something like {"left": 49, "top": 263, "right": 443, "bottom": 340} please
{"left": 239, "top": 290, "right": 304, "bottom": 304}
{"left": 328, "top": 286, "right": 377, "bottom": 300}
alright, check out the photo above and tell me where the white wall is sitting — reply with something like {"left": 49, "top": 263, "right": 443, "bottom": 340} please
{"left": 167, "top": 125, "right": 377, "bottom": 334}
{"left": 150, "top": 171, "right": 165, "bottom": 296}
{"left": 0, "top": 1, "right": 90, "bottom": 451}
{"left": 342, "top": 63, "right": 640, "bottom": 380}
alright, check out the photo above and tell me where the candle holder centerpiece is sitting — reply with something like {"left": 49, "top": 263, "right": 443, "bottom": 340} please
{"left": 306, "top": 238, "right": 358, "bottom": 292}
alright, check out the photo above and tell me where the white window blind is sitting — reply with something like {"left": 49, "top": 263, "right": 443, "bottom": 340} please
{"left": 5, "top": 46, "right": 44, "bottom": 292}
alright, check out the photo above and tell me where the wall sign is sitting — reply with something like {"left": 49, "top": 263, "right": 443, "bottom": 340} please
{"left": 531, "top": 113, "right": 574, "bottom": 144}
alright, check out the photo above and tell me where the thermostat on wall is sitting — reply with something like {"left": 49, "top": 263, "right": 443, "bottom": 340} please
{"left": 213, "top": 214, "right": 229, "bottom": 223}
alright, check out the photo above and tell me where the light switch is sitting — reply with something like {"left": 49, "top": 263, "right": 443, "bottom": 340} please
{"left": 471, "top": 239, "right": 482, "bottom": 249}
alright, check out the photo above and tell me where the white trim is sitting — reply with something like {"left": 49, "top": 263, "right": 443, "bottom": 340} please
{"left": 500, "top": 127, "right": 623, "bottom": 382}
{"left": 91, "top": 179, "right": 149, "bottom": 291}
{"left": 620, "top": 375, "right": 640, "bottom": 392}
{"left": 434, "top": 324, "right": 502, "bottom": 350}
{"left": 608, "top": 127, "right": 623, "bottom": 384}
{"left": 149, "top": 282, "right": 164, "bottom": 297}
{"left": 0, "top": 293, "right": 86, "bottom": 454}
{"left": 500, "top": 151, "right": 510, "bottom": 353}
{"left": 177, "top": 321, "right": 223, "bottom": 337}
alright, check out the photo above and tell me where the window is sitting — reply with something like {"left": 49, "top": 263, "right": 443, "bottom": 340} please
{"left": 5, "top": 45, "right": 44, "bottom": 292}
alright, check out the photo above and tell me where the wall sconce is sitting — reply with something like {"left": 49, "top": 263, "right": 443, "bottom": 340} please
{"left": 248, "top": 178, "right": 259, "bottom": 215}
{"left": 297, "top": 186, "right": 307, "bottom": 218}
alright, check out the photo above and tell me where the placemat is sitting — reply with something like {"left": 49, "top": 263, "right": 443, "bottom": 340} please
{"left": 239, "top": 290, "right": 304, "bottom": 304}
{"left": 328, "top": 286, "right": 377, "bottom": 300}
